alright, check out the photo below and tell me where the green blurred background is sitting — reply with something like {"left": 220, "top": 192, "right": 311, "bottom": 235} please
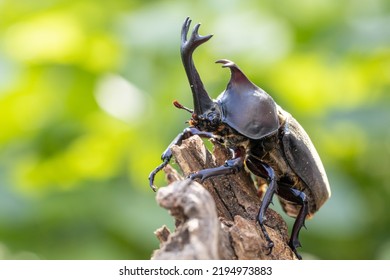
{"left": 0, "top": 0, "right": 389, "bottom": 260}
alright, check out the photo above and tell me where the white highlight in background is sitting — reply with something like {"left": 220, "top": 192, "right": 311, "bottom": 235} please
{"left": 95, "top": 73, "right": 146, "bottom": 123}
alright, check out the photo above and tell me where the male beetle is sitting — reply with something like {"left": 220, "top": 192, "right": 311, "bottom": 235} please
{"left": 149, "top": 17, "right": 331, "bottom": 259}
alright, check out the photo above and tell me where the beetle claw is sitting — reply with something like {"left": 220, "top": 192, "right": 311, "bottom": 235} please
{"left": 265, "top": 241, "right": 274, "bottom": 255}
{"left": 292, "top": 249, "right": 302, "bottom": 260}
{"left": 188, "top": 172, "right": 209, "bottom": 183}
{"left": 148, "top": 173, "right": 158, "bottom": 192}
{"left": 288, "top": 239, "right": 303, "bottom": 259}
{"left": 188, "top": 172, "right": 201, "bottom": 181}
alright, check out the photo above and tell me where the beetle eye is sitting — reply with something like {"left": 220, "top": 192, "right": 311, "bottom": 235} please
{"left": 207, "top": 112, "right": 219, "bottom": 125}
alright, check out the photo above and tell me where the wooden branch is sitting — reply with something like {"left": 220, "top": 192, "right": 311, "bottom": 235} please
{"left": 151, "top": 135, "right": 297, "bottom": 260}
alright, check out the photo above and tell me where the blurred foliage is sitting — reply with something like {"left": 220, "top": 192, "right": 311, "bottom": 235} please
{"left": 0, "top": 0, "right": 389, "bottom": 260}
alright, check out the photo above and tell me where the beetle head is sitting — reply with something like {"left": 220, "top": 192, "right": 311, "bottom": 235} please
{"left": 216, "top": 59, "right": 279, "bottom": 139}
{"left": 173, "top": 99, "right": 222, "bottom": 132}
{"left": 194, "top": 102, "right": 222, "bottom": 131}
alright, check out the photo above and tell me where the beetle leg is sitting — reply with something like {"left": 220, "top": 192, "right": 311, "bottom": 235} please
{"left": 245, "top": 156, "right": 277, "bottom": 254}
{"left": 188, "top": 156, "right": 243, "bottom": 181}
{"left": 257, "top": 166, "right": 277, "bottom": 254}
{"left": 277, "top": 186, "right": 309, "bottom": 260}
{"left": 148, "top": 127, "right": 214, "bottom": 191}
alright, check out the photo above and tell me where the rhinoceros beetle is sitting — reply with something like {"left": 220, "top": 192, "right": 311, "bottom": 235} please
{"left": 149, "top": 17, "right": 331, "bottom": 259}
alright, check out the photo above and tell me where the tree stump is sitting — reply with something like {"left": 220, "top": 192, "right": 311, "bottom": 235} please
{"left": 151, "top": 135, "right": 297, "bottom": 260}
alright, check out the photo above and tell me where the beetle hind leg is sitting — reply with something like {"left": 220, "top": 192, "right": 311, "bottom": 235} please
{"left": 256, "top": 165, "right": 277, "bottom": 255}
{"left": 246, "top": 156, "right": 277, "bottom": 254}
{"left": 278, "top": 185, "right": 309, "bottom": 260}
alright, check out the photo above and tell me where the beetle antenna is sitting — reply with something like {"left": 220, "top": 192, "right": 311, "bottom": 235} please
{"left": 173, "top": 100, "right": 194, "bottom": 114}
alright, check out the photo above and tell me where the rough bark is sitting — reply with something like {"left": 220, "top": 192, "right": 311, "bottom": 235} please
{"left": 151, "top": 135, "right": 297, "bottom": 260}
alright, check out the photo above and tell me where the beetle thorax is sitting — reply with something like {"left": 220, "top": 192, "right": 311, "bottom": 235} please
{"left": 221, "top": 127, "right": 250, "bottom": 149}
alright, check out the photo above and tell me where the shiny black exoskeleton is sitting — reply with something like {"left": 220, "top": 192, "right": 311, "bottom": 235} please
{"left": 149, "top": 17, "right": 331, "bottom": 259}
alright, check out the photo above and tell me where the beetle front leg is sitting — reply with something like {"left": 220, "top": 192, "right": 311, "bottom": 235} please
{"left": 188, "top": 156, "right": 243, "bottom": 181}
{"left": 148, "top": 127, "right": 214, "bottom": 191}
